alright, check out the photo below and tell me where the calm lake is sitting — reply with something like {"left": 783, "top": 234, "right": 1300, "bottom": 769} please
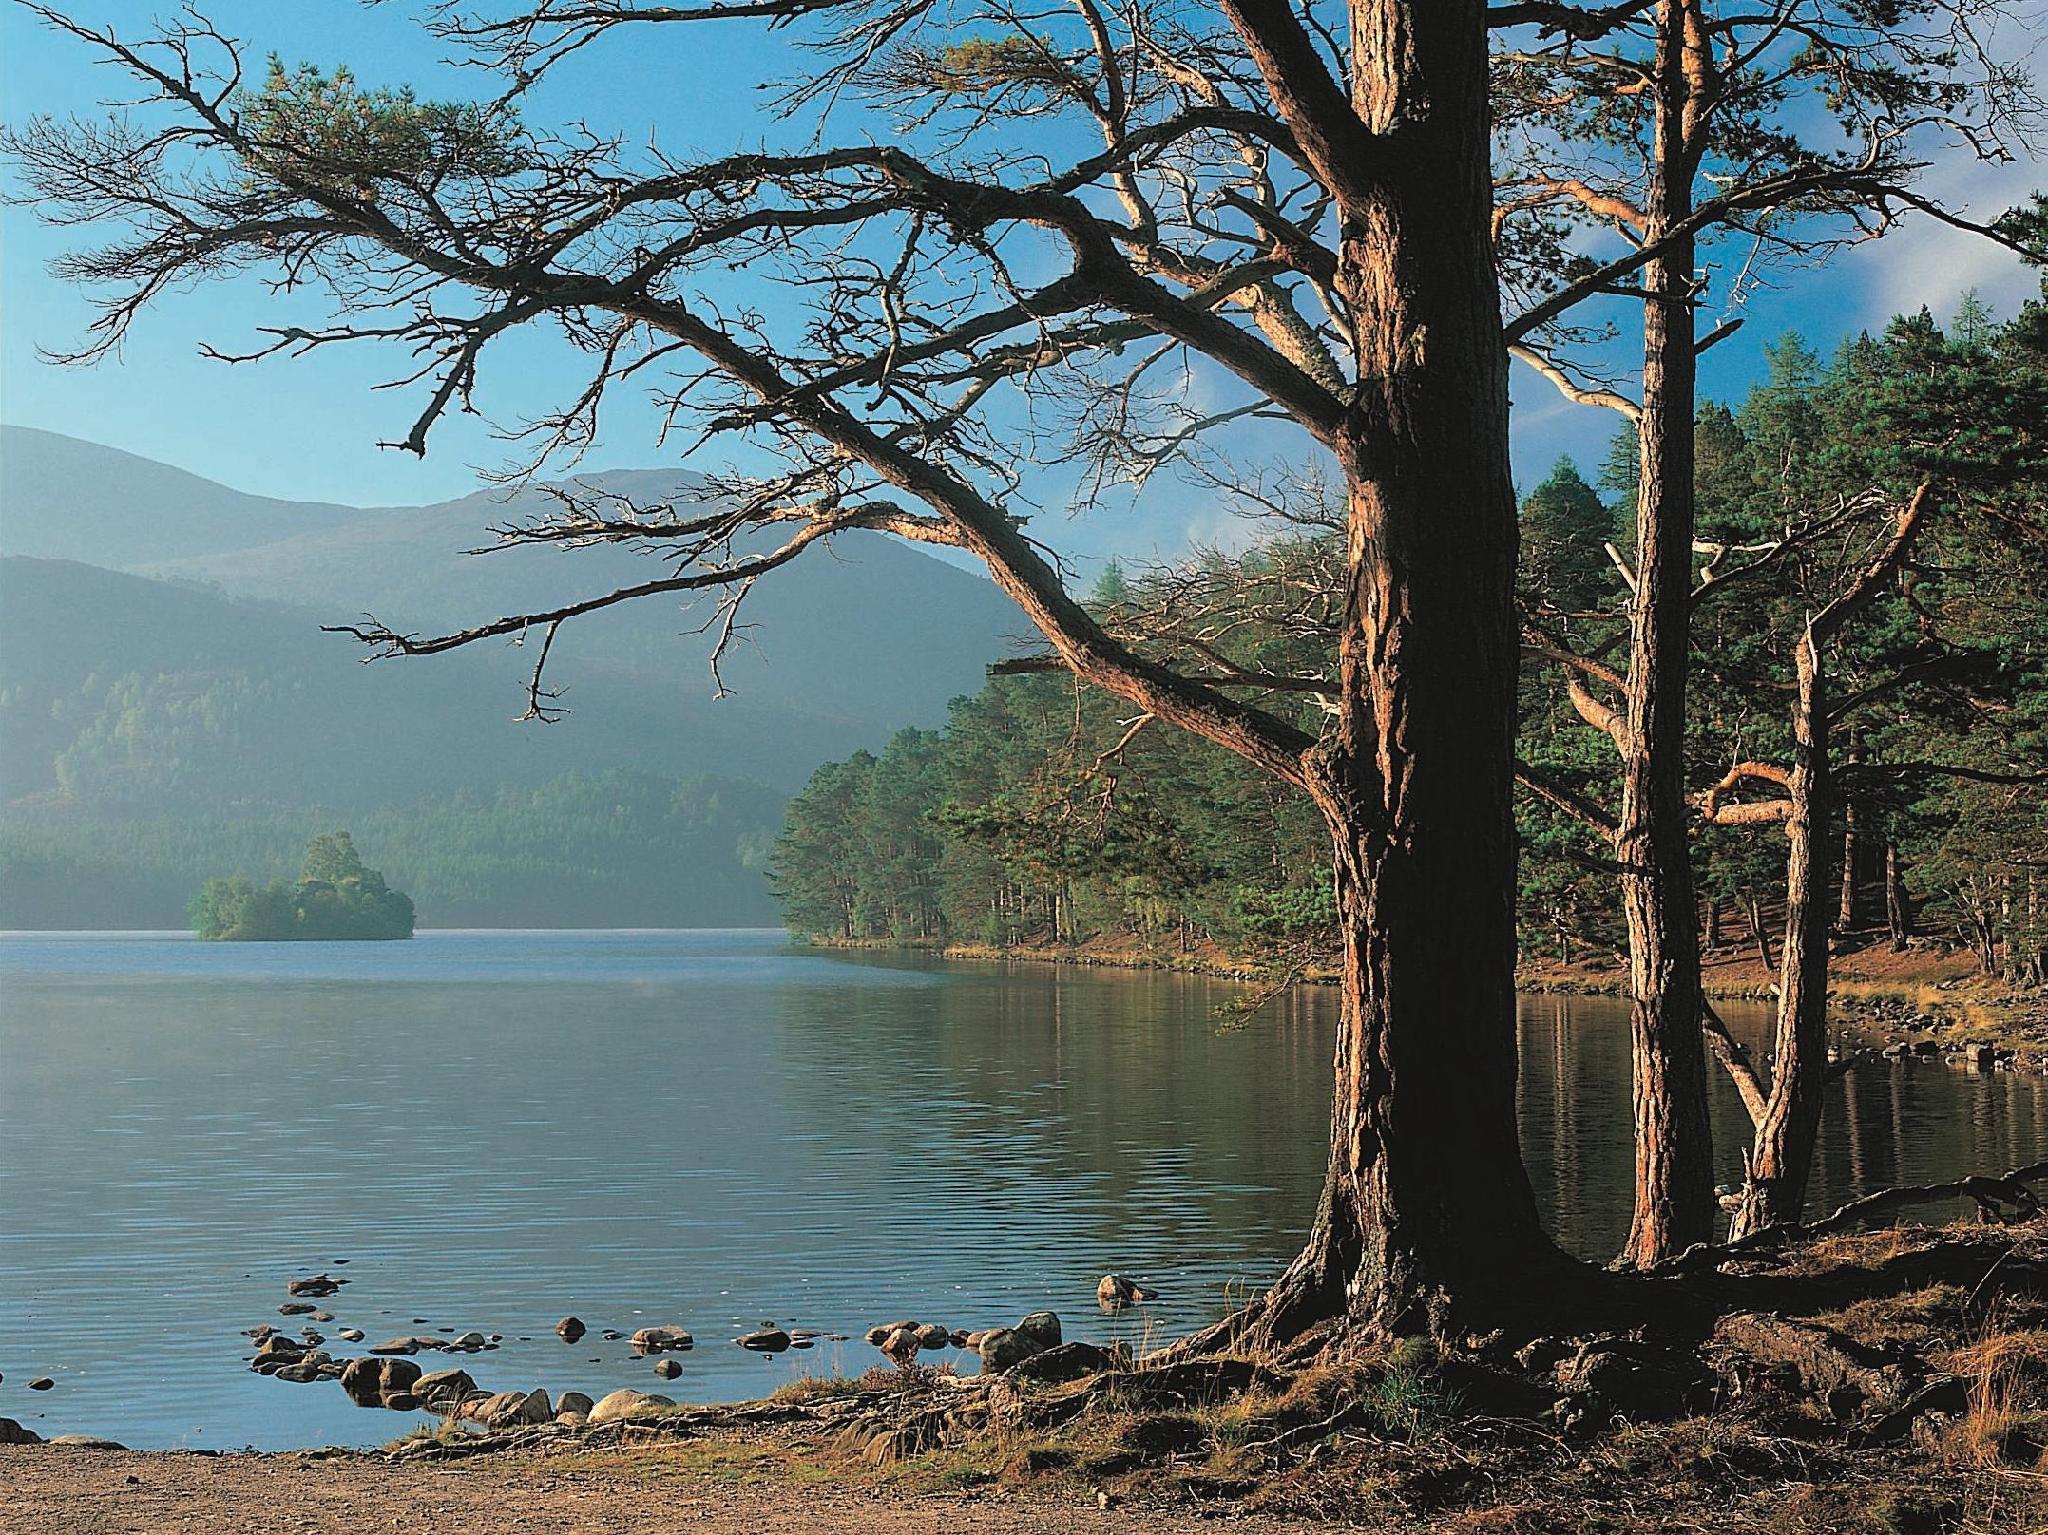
{"left": 3, "top": 928, "right": 2044, "bottom": 1450}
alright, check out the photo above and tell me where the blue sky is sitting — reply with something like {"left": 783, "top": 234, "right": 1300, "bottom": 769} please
{"left": 3, "top": 0, "right": 2043, "bottom": 569}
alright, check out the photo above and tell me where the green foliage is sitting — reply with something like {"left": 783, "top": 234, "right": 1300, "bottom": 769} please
{"left": 239, "top": 58, "right": 524, "bottom": 192}
{"left": 1362, "top": 1338, "right": 1462, "bottom": 1439}
{"left": 189, "top": 831, "right": 413, "bottom": 940}
{"left": 772, "top": 305, "right": 2048, "bottom": 988}
{"left": 1520, "top": 456, "right": 1616, "bottom": 614}
{"left": 773, "top": 559, "right": 1329, "bottom": 962}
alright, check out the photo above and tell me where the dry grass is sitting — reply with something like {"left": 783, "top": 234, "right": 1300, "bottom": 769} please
{"left": 1936, "top": 1327, "right": 2048, "bottom": 1468}
{"left": 1810, "top": 1284, "right": 1967, "bottom": 1349}
{"left": 1785, "top": 1225, "right": 1923, "bottom": 1275}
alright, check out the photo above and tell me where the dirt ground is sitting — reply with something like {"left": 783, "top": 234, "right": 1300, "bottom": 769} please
{"left": 0, "top": 1446, "right": 1318, "bottom": 1535}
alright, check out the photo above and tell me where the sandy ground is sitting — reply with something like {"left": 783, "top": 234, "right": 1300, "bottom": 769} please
{"left": 0, "top": 1447, "right": 1318, "bottom": 1535}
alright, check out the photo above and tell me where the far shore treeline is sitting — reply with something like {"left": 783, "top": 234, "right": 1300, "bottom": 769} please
{"left": 190, "top": 831, "right": 415, "bottom": 941}
{"left": 0, "top": 770, "right": 782, "bottom": 930}
{"left": 774, "top": 308, "right": 2048, "bottom": 986}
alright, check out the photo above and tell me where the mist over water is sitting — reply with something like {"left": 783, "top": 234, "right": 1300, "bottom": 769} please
{"left": 3, "top": 929, "right": 2042, "bottom": 1450}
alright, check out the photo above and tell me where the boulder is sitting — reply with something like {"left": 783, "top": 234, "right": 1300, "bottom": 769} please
{"left": 653, "top": 1359, "right": 682, "bottom": 1380}
{"left": 27, "top": 1377, "right": 53, "bottom": 1392}
{"left": 286, "top": 1275, "right": 345, "bottom": 1298}
{"left": 880, "top": 1328, "right": 920, "bottom": 1366}
{"left": 631, "top": 1326, "right": 694, "bottom": 1354}
{"left": 412, "top": 1369, "right": 478, "bottom": 1408}
{"left": 0, "top": 1419, "right": 41, "bottom": 1446}
{"left": 383, "top": 1393, "right": 422, "bottom": 1413}
{"left": 340, "top": 1355, "right": 421, "bottom": 1407}
{"left": 1015, "top": 1312, "right": 1062, "bottom": 1349}
{"left": 274, "top": 1355, "right": 336, "bottom": 1384}
{"left": 277, "top": 1303, "right": 317, "bottom": 1317}
{"left": 469, "top": 1389, "right": 551, "bottom": 1427}
{"left": 46, "top": 1436, "right": 125, "bottom": 1449}
{"left": 337, "top": 1329, "right": 365, "bottom": 1344}
{"left": 588, "top": 1389, "right": 677, "bottom": 1425}
{"left": 1096, "top": 1274, "right": 1155, "bottom": 1311}
{"left": 1005, "top": 1341, "right": 1116, "bottom": 1386}
{"left": 557, "top": 1391, "right": 594, "bottom": 1417}
{"left": 915, "top": 1323, "right": 952, "bottom": 1351}
{"left": 737, "top": 1327, "right": 791, "bottom": 1353}
{"left": 977, "top": 1328, "right": 1047, "bottom": 1373}
{"left": 256, "top": 1333, "right": 306, "bottom": 1360}
{"left": 453, "top": 1332, "right": 487, "bottom": 1351}
{"left": 369, "top": 1337, "right": 432, "bottom": 1356}
{"left": 556, "top": 1317, "right": 586, "bottom": 1343}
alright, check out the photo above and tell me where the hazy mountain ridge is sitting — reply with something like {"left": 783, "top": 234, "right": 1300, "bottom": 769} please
{"left": 0, "top": 429, "right": 1027, "bottom": 803}
{"left": 0, "top": 425, "right": 364, "bottom": 565}
{"left": 0, "top": 429, "right": 1025, "bottom": 925}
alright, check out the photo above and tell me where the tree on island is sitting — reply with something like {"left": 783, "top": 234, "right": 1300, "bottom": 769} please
{"left": 190, "top": 831, "right": 414, "bottom": 941}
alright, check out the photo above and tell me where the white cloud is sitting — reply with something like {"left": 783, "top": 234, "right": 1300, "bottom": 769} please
{"left": 1851, "top": 154, "right": 2044, "bottom": 325}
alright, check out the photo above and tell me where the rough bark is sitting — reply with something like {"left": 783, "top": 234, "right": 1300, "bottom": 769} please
{"left": 1614, "top": 0, "right": 1716, "bottom": 1269}
{"left": 1728, "top": 639, "right": 1833, "bottom": 1238}
{"left": 1203, "top": 0, "right": 1568, "bottom": 1344}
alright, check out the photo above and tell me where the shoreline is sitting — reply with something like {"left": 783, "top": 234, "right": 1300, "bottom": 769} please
{"left": 812, "top": 932, "right": 2048, "bottom": 1057}
{"left": 11, "top": 1217, "right": 2048, "bottom": 1534}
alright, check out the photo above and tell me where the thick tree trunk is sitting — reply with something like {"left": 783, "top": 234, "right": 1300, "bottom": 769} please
{"left": 1614, "top": 0, "right": 1716, "bottom": 1268}
{"left": 1213, "top": 0, "right": 1569, "bottom": 1345}
{"left": 1729, "top": 638, "right": 1832, "bottom": 1239}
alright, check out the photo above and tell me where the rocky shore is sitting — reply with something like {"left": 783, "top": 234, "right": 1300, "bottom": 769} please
{"left": 0, "top": 1265, "right": 1162, "bottom": 1454}
{"left": 10, "top": 1225, "right": 2048, "bottom": 1535}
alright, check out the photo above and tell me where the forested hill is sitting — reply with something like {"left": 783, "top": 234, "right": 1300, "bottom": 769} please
{"left": 0, "top": 428, "right": 1028, "bottom": 756}
{"left": 773, "top": 309, "right": 2048, "bottom": 983}
{"left": 0, "top": 430, "right": 1027, "bottom": 927}
{"left": 0, "top": 771, "right": 786, "bottom": 931}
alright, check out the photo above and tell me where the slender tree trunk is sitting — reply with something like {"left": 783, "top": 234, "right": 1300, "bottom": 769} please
{"left": 1837, "top": 794, "right": 1860, "bottom": 933}
{"left": 1614, "top": 0, "right": 1716, "bottom": 1268}
{"left": 1730, "top": 635, "right": 1833, "bottom": 1239}
{"left": 1216, "top": 0, "right": 1568, "bottom": 1343}
{"left": 1704, "top": 896, "right": 1722, "bottom": 951}
{"left": 1749, "top": 896, "right": 1774, "bottom": 973}
{"left": 1886, "top": 839, "right": 1913, "bottom": 948}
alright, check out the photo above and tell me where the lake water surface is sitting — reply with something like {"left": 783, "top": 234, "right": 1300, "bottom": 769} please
{"left": 3, "top": 928, "right": 2044, "bottom": 1450}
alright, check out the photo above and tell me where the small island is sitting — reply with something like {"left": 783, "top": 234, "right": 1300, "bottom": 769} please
{"left": 189, "top": 832, "right": 415, "bottom": 941}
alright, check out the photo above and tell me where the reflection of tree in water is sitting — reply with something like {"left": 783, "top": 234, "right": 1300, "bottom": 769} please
{"left": 773, "top": 964, "right": 2048, "bottom": 1289}
{"left": 771, "top": 961, "right": 1338, "bottom": 1330}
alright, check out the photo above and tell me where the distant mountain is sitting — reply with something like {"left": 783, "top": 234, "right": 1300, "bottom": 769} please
{"left": 0, "top": 430, "right": 1029, "bottom": 804}
{"left": 0, "top": 557, "right": 865, "bottom": 808}
{"left": 0, "top": 425, "right": 363, "bottom": 564}
{"left": 0, "top": 429, "right": 1029, "bottom": 925}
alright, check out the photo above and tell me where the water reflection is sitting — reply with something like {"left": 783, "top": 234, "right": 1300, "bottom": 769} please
{"left": 0, "top": 932, "right": 2041, "bottom": 1451}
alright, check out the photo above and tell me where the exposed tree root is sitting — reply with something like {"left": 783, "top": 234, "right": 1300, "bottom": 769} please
{"left": 1645, "top": 1159, "right": 2048, "bottom": 1277}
